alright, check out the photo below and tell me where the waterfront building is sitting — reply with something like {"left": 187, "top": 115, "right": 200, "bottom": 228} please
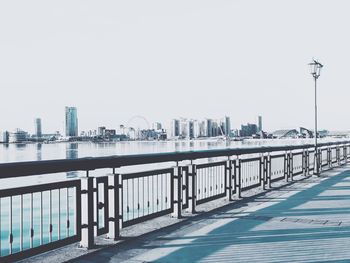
{"left": 225, "top": 116, "right": 231, "bottom": 136}
{"left": 258, "top": 115, "right": 263, "bottom": 132}
{"left": 98, "top": 126, "right": 106, "bottom": 136}
{"left": 65, "top": 107, "right": 78, "bottom": 137}
{"left": 188, "top": 120, "right": 195, "bottom": 139}
{"left": 34, "top": 118, "right": 42, "bottom": 138}
{"left": 199, "top": 120, "right": 208, "bottom": 137}
{"left": 9, "top": 129, "right": 28, "bottom": 143}
{"left": 0, "top": 131, "right": 9, "bottom": 143}
{"left": 105, "top": 129, "right": 116, "bottom": 137}
{"left": 220, "top": 120, "right": 226, "bottom": 136}
{"left": 170, "top": 119, "right": 180, "bottom": 138}
{"left": 152, "top": 122, "right": 162, "bottom": 131}
{"left": 212, "top": 121, "right": 219, "bottom": 137}
{"left": 193, "top": 120, "right": 200, "bottom": 138}
{"left": 207, "top": 119, "right": 213, "bottom": 137}
{"left": 240, "top": 123, "right": 258, "bottom": 137}
{"left": 180, "top": 118, "right": 189, "bottom": 138}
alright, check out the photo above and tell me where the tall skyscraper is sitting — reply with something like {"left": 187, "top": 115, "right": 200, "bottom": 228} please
{"left": 65, "top": 107, "right": 78, "bottom": 137}
{"left": 34, "top": 118, "right": 42, "bottom": 138}
{"left": 225, "top": 116, "right": 231, "bottom": 136}
{"left": 207, "top": 119, "right": 213, "bottom": 137}
{"left": 258, "top": 115, "right": 263, "bottom": 132}
{"left": 170, "top": 119, "right": 180, "bottom": 137}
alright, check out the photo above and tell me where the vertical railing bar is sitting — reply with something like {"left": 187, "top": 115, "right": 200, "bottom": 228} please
{"left": 66, "top": 187, "right": 69, "bottom": 237}
{"left": 161, "top": 173, "right": 163, "bottom": 211}
{"left": 147, "top": 176, "right": 150, "bottom": 215}
{"left": 9, "top": 196, "right": 13, "bottom": 255}
{"left": 156, "top": 173, "right": 159, "bottom": 212}
{"left": 40, "top": 191, "right": 43, "bottom": 245}
{"left": 143, "top": 175, "right": 145, "bottom": 216}
{"left": 138, "top": 177, "right": 140, "bottom": 218}
{"left": 20, "top": 194, "right": 23, "bottom": 252}
{"left": 58, "top": 188, "right": 61, "bottom": 240}
{"left": 165, "top": 173, "right": 168, "bottom": 209}
{"left": 49, "top": 190, "right": 52, "bottom": 243}
{"left": 95, "top": 180, "right": 98, "bottom": 235}
{"left": 30, "top": 192, "right": 33, "bottom": 249}
{"left": 152, "top": 175, "right": 154, "bottom": 215}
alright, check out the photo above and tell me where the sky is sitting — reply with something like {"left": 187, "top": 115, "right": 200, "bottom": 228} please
{"left": 1, "top": 0, "right": 350, "bottom": 134}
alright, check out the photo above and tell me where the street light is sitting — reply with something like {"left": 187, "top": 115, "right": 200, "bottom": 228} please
{"left": 308, "top": 59, "right": 323, "bottom": 175}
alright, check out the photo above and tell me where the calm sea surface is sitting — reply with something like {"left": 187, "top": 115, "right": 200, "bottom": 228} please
{"left": 0, "top": 138, "right": 343, "bottom": 164}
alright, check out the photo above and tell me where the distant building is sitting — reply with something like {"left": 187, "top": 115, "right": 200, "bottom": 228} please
{"left": 240, "top": 123, "right": 258, "bottom": 137}
{"left": 225, "top": 116, "right": 231, "bottom": 136}
{"left": 188, "top": 120, "right": 195, "bottom": 139}
{"left": 180, "top": 118, "right": 188, "bottom": 138}
{"left": 258, "top": 116, "right": 263, "bottom": 132}
{"left": 193, "top": 120, "right": 200, "bottom": 138}
{"left": 105, "top": 129, "right": 116, "bottom": 137}
{"left": 171, "top": 119, "right": 180, "bottom": 137}
{"left": 98, "top": 126, "right": 106, "bottom": 136}
{"left": 212, "top": 121, "right": 219, "bottom": 137}
{"left": 9, "top": 129, "right": 28, "bottom": 143}
{"left": 34, "top": 118, "right": 42, "bottom": 138}
{"left": 199, "top": 120, "right": 207, "bottom": 137}
{"left": 65, "top": 107, "right": 78, "bottom": 137}
{"left": 207, "top": 119, "right": 213, "bottom": 137}
{"left": 0, "top": 131, "right": 9, "bottom": 143}
{"left": 152, "top": 122, "right": 162, "bottom": 131}
{"left": 220, "top": 121, "right": 226, "bottom": 136}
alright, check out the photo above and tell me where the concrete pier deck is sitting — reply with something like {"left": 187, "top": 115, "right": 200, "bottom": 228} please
{"left": 68, "top": 166, "right": 350, "bottom": 262}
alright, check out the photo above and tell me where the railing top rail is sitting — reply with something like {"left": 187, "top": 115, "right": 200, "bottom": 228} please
{"left": 0, "top": 140, "right": 349, "bottom": 179}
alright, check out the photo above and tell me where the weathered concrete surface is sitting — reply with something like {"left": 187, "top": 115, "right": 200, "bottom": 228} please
{"left": 69, "top": 166, "right": 350, "bottom": 263}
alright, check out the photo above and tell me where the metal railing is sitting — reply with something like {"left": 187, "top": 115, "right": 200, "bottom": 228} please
{"left": 0, "top": 141, "right": 350, "bottom": 261}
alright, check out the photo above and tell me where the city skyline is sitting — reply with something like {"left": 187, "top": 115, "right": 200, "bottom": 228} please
{"left": 0, "top": 108, "right": 337, "bottom": 136}
{"left": 2, "top": 1, "right": 350, "bottom": 132}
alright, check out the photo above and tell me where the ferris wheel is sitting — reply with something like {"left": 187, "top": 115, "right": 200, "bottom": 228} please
{"left": 125, "top": 115, "right": 151, "bottom": 139}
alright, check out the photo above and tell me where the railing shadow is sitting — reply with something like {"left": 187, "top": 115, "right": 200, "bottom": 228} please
{"left": 71, "top": 169, "right": 350, "bottom": 262}
{"left": 142, "top": 170, "right": 350, "bottom": 262}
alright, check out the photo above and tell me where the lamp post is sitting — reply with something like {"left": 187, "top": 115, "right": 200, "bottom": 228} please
{"left": 308, "top": 59, "right": 323, "bottom": 176}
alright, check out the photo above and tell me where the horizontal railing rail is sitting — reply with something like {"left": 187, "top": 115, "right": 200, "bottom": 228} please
{"left": 1, "top": 140, "right": 350, "bottom": 261}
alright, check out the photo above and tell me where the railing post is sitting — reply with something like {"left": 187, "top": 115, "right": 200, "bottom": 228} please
{"left": 260, "top": 154, "right": 265, "bottom": 190}
{"left": 107, "top": 169, "right": 120, "bottom": 240}
{"left": 328, "top": 147, "right": 331, "bottom": 168}
{"left": 80, "top": 174, "right": 94, "bottom": 249}
{"left": 268, "top": 153, "right": 272, "bottom": 188}
{"left": 235, "top": 156, "right": 242, "bottom": 198}
{"left": 344, "top": 146, "right": 348, "bottom": 164}
{"left": 188, "top": 163, "right": 196, "bottom": 213}
{"left": 226, "top": 157, "right": 233, "bottom": 201}
{"left": 284, "top": 151, "right": 288, "bottom": 181}
{"left": 172, "top": 164, "right": 182, "bottom": 218}
{"left": 289, "top": 151, "right": 293, "bottom": 181}
{"left": 305, "top": 150, "right": 310, "bottom": 175}
{"left": 302, "top": 150, "right": 306, "bottom": 176}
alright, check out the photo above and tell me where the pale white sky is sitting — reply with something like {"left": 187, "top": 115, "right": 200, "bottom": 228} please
{"left": 0, "top": 0, "right": 349, "bottom": 134}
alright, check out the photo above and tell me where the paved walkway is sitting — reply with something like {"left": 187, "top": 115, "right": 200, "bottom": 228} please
{"left": 73, "top": 166, "right": 350, "bottom": 263}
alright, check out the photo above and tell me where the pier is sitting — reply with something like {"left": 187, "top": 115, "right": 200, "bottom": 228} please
{"left": 1, "top": 141, "right": 350, "bottom": 262}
